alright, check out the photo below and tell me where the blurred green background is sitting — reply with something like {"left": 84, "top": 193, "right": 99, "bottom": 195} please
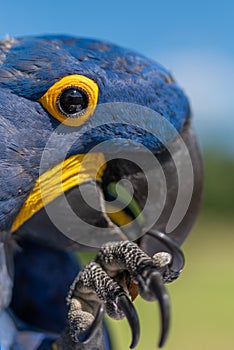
{"left": 106, "top": 152, "right": 234, "bottom": 350}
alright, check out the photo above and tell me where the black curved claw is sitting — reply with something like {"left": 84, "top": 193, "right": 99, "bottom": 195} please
{"left": 149, "top": 273, "right": 170, "bottom": 348}
{"left": 77, "top": 304, "right": 105, "bottom": 344}
{"left": 147, "top": 230, "right": 185, "bottom": 273}
{"left": 117, "top": 294, "right": 140, "bottom": 349}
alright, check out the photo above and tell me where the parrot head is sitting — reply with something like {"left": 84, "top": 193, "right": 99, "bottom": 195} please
{"left": 0, "top": 35, "right": 202, "bottom": 250}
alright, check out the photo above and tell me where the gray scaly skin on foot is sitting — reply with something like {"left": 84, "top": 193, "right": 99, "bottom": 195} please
{"left": 56, "top": 240, "right": 179, "bottom": 349}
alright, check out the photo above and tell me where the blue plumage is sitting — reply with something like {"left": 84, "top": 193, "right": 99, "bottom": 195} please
{"left": 0, "top": 35, "right": 189, "bottom": 126}
{"left": 0, "top": 36, "right": 202, "bottom": 350}
{"left": 0, "top": 35, "right": 190, "bottom": 232}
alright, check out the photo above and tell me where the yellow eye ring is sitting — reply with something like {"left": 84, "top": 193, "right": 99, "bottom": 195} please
{"left": 39, "top": 74, "right": 98, "bottom": 127}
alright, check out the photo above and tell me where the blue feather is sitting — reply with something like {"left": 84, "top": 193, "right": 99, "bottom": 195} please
{"left": 0, "top": 35, "right": 190, "bottom": 231}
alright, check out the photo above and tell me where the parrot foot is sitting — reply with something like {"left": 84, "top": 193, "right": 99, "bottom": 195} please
{"left": 95, "top": 241, "right": 171, "bottom": 348}
{"left": 63, "top": 260, "right": 139, "bottom": 349}
{"left": 61, "top": 238, "right": 184, "bottom": 349}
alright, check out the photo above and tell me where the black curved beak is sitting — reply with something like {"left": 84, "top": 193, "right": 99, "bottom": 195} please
{"left": 147, "top": 229, "right": 185, "bottom": 273}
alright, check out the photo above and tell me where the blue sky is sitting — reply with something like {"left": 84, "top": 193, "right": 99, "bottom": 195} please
{"left": 1, "top": 0, "right": 233, "bottom": 155}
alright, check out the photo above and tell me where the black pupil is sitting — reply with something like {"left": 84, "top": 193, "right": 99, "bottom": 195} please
{"left": 58, "top": 87, "right": 88, "bottom": 117}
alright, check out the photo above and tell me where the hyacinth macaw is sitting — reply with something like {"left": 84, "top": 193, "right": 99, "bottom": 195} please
{"left": 0, "top": 35, "right": 203, "bottom": 350}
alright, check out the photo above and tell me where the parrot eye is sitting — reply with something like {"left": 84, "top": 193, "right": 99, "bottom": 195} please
{"left": 39, "top": 74, "right": 98, "bottom": 127}
{"left": 57, "top": 87, "right": 89, "bottom": 117}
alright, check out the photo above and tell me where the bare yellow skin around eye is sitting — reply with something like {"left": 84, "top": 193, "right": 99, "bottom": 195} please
{"left": 39, "top": 74, "right": 99, "bottom": 127}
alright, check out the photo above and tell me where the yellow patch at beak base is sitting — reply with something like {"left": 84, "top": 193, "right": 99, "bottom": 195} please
{"left": 11, "top": 153, "right": 106, "bottom": 233}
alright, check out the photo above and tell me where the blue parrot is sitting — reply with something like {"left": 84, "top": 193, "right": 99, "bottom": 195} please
{"left": 0, "top": 35, "right": 203, "bottom": 350}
